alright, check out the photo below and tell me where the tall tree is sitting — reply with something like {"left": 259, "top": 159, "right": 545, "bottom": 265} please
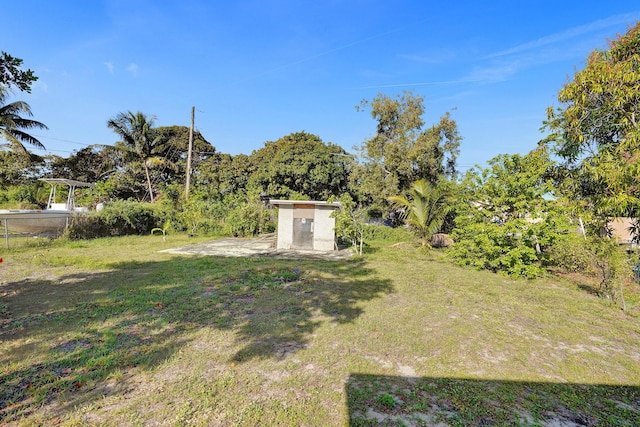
{"left": 544, "top": 22, "right": 640, "bottom": 221}
{"left": 107, "top": 111, "right": 174, "bottom": 202}
{"left": 194, "top": 153, "right": 254, "bottom": 200}
{"left": 154, "top": 125, "right": 216, "bottom": 180}
{"left": 0, "top": 52, "right": 47, "bottom": 153}
{"left": 248, "top": 131, "right": 351, "bottom": 200}
{"left": 47, "top": 146, "right": 116, "bottom": 183}
{"left": 353, "top": 91, "right": 461, "bottom": 218}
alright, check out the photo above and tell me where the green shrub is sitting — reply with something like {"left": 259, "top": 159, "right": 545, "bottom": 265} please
{"left": 544, "top": 233, "right": 592, "bottom": 273}
{"left": 0, "top": 183, "right": 45, "bottom": 208}
{"left": 177, "top": 199, "right": 224, "bottom": 235}
{"left": 226, "top": 200, "right": 276, "bottom": 237}
{"left": 587, "top": 237, "right": 632, "bottom": 305}
{"left": 362, "top": 224, "right": 413, "bottom": 242}
{"left": 376, "top": 393, "right": 397, "bottom": 410}
{"left": 65, "top": 200, "right": 169, "bottom": 239}
{"left": 177, "top": 195, "right": 275, "bottom": 238}
{"left": 448, "top": 221, "right": 545, "bottom": 279}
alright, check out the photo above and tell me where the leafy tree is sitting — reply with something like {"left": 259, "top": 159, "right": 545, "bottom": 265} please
{"left": 544, "top": 22, "right": 640, "bottom": 222}
{"left": 408, "top": 111, "right": 461, "bottom": 183}
{"left": 107, "top": 111, "right": 176, "bottom": 202}
{"left": 194, "top": 153, "right": 254, "bottom": 200}
{"left": 388, "top": 179, "right": 452, "bottom": 247}
{"left": 248, "top": 131, "right": 351, "bottom": 200}
{"left": 47, "top": 146, "right": 116, "bottom": 183}
{"left": 331, "top": 193, "right": 366, "bottom": 255}
{"left": 449, "top": 148, "right": 574, "bottom": 278}
{"left": 0, "top": 52, "right": 38, "bottom": 93}
{"left": 353, "top": 91, "right": 461, "bottom": 218}
{"left": 0, "top": 89, "right": 48, "bottom": 152}
{"left": 0, "top": 150, "right": 44, "bottom": 188}
{"left": 154, "top": 125, "right": 216, "bottom": 184}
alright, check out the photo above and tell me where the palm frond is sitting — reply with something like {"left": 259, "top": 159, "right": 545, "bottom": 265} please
{"left": 0, "top": 95, "right": 48, "bottom": 150}
{"left": 388, "top": 179, "right": 452, "bottom": 244}
{"left": 0, "top": 100, "right": 34, "bottom": 116}
{"left": 6, "top": 128, "right": 46, "bottom": 149}
{"left": 145, "top": 156, "right": 178, "bottom": 171}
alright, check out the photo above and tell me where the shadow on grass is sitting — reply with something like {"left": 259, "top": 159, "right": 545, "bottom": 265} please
{"left": 577, "top": 282, "right": 602, "bottom": 297}
{"left": 346, "top": 374, "right": 640, "bottom": 426}
{"left": 0, "top": 255, "right": 393, "bottom": 422}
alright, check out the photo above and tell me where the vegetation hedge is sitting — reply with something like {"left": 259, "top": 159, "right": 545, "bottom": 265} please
{"left": 0, "top": 183, "right": 45, "bottom": 209}
{"left": 65, "top": 200, "right": 169, "bottom": 239}
{"left": 362, "top": 224, "right": 413, "bottom": 242}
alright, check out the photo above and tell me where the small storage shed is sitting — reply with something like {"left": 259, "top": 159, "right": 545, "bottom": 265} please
{"left": 269, "top": 200, "right": 341, "bottom": 251}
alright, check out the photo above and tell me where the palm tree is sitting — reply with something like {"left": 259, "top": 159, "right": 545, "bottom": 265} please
{"left": 0, "top": 88, "right": 48, "bottom": 152}
{"left": 107, "top": 111, "right": 174, "bottom": 202}
{"left": 388, "top": 179, "right": 452, "bottom": 246}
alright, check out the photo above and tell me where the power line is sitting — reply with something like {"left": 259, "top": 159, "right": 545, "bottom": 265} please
{"left": 31, "top": 134, "right": 96, "bottom": 147}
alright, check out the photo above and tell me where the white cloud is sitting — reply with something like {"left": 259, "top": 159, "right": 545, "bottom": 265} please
{"left": 399, "top": 49, "right": 457, "bottom": 64}
{"left": 486, "top": 12, "right": 639, "bottom": 59}
{"left": 464, "top": 62, "right": 520, "bottom": 84}
{"left": 32, "top": 80, "right": 49, "bottom": 93}
{"left": 356, "top": 78, "right": 482, "bottom": 90}
{"left": 126, "top": 63, "right": 139, "bottom": 76}
{"left": 104, "top": 62, "right": 114, "bottom": 74}
{"left": 459, "top": 12, "right": 640, "bottom": 85}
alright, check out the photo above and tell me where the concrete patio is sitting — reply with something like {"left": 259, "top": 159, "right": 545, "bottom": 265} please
{"left": 160, "top": 235, "right": 352, "bottom": 260}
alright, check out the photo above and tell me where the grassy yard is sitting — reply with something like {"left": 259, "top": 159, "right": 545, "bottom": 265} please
{"left": 1, "top": 235, "right": 639, "bottom": 426}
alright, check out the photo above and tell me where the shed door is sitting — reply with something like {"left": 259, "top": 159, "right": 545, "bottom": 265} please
{"left": 293, "top": 217, "right": 314, "bottom": 249}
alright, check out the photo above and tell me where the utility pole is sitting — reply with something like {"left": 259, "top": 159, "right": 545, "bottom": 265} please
{"left": 185, "top": 106, "right": 195, "bottom": 200}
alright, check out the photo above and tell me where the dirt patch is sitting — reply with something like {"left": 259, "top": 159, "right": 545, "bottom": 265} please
{"left": 51, "top": 339, "right": 92, "bottom": 353}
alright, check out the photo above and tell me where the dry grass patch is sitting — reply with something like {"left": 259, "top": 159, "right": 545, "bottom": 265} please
{"left": 1, "top": 235, "right": 639, "bottom": 425}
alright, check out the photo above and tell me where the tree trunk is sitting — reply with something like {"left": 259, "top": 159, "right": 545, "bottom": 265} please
{"left": 144, "top": 163, "right": 154, "bottom": 202}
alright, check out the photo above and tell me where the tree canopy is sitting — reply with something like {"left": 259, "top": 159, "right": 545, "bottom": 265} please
{"left": 449, "top": 148, "right": 572, "bottom": 278}
{"left": 545, "top": 22, "right": 640, "bottom": 219}
{"left": 248, "top": 131, "right": 351, "bottom": 200}
{"left": 107, "top": 111, "right": 175, "bottom": 202}
{"left": 47, "top": 146, "right": 115, "bottom": 184}
{"left": 352, "top": 91, "right": 461, "bottom": 218}
{"left": 0, "top": 52, "right": 47, "bottom": 152}
{"left": 0, "top": 51, "right": 38, "bottom": 93}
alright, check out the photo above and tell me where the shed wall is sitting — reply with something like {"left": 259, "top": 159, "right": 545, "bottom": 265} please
{"left": 313, "top": 205, "right": 337, "bottom": 251}
{"left": 272, "top": 200, "right": 340, "bottom": 251}
{"left": 276, "top": 205, "right": 294, "bottom": 249}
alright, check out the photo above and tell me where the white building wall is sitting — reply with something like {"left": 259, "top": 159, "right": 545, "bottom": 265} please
{"left": 276, "top": 205, "right": 294, "bottom": 249}
{"left": 313, "top": 205, "right": 337, "bottom": 251}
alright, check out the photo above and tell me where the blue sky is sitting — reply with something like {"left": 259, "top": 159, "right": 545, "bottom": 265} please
{"left": 4, "top": 1, "right": 639, "bottom": 172}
